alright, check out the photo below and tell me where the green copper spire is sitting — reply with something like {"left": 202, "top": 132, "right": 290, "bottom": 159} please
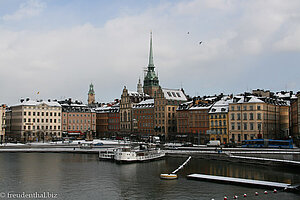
{"left": 143, "top": 32, "right": 159, "bottom": 97}
{"left": 88, "top": 83, "right": 95, "bottom": 95}
{"left": 148, "top": 31, "right": 155, "bottom": 70}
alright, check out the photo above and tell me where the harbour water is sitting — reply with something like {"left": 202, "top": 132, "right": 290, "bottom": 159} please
{"left": 0, "top": 153, "right": 300, "bottom": 200}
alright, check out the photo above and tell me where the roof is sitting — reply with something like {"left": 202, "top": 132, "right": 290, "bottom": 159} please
{"left": 162, "top": 88, "right": 187, "bottom": 101}
{"left": 128, "top": 91, "right": 150, "bottom": 97}
{"left": 133, "top": 99, "right": 154, "bottom": 109}
{"left": 11, "top": 100, "right": 61, "bottom": 107}
{"left": 209, "top": 99, "right": 230, "bottom": 113}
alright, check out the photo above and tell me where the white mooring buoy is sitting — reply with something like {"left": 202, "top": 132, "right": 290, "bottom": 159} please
{"left": 160, "top": 156, "right": 191, "bottom": 180}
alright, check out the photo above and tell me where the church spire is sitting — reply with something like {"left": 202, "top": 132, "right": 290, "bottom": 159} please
{"left": 148, "top": 31, "right": 155, "bottom": 71}
{"left": 143, "top": 32, "right": 159, "bottom": 97}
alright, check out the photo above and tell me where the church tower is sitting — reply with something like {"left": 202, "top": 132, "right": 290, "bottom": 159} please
{"left": 137, "top": 77, "right": 143, "bottom": 94}
{"left": 143, "top": 32, "right": 160, "bottom": 97}
{"left": 88, "top": 83, "right": 95, "bottom": 105}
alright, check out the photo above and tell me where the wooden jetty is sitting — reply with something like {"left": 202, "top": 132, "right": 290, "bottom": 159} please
{"left": 187, "top": 174, "right": 292, "bottom": 190}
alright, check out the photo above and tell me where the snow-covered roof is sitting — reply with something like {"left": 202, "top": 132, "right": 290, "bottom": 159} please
{"left": 190, "top": 104, "right": 212, "bottom": 110}
{"left": 133, "top": 99, "right": 154, "bottom": 109}
{"left": 209, "top": 99, "right": 230, "bottom": 113}
{"left": 162, "top": 88, "right": 187, "bottom": 101}
{"left": 128, "top": 91, "right": 149, "bottom": 97}
{"left": 12, "top": 100, "right": 61, "bottom": 107}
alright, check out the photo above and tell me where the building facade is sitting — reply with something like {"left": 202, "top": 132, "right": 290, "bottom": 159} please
{"left": 208, "top": 99, "right": 230, "bottom": 144}
{"left": 6, "top": 99, "right": 62, "bottom": 142}
{"left": 132, "top": 99, "right": 155, "bottom": 136}
{"left": 228, "top": 95, "right": 288, "bottom": 144}
{"left": 0, "top": 105, "right": 6, "bottom": 143}
{"left": 154, "top": 87, "right": 187, "bottom": 139}
{"left": 60, "top": 99, "right": 96, "bottom": 140}
{"left": 96, "top": 105, "right": 119, "bottom": 138}
{"left": 119, "top": 86, "right": 150, "bottom": 135}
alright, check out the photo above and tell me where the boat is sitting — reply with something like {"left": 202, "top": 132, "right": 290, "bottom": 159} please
{"left": 114, "top": 144, "right": 165, "bottom": 163}
{"left": 99, "top": 148, "right": 116, "bottom": 160}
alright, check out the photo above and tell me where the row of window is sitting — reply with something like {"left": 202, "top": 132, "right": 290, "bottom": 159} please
{"left": 210, "top": 114, "right": 226, "bottom": 119}
{"left": 63, "top": 125, "right": 94, "bottom": 130}
{"left": 24, "top": 125, "right": 61, "bottom": 130}
{"left": 63, "top": 119, "right": 94, "bottom": 124}
{"left": 231, "top": 113, "right": 261, "bottom": 120}
{"left": 24, "top": 118, "right": 60, "bottom": 123}
{"left": 24, "top": 132, "right": 61, "bottom": 136}
{"left": 231, "top": 105, "right": 261, "bottom": 111}
{"left": 64, "top": 113, "right": 95, "bottom": 117}
{"left": 211, "top": 120, "right": 227, "bottom": 127}
{"left": 24, "top": 111, "right": 61, "bottom": 117}
{"left": 231, "top": 122, "right": 262, "bottom": 130}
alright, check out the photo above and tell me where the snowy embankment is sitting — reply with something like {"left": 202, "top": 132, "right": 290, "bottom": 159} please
{"left": 0, "top": 139, "right": 127, "bottom": 147}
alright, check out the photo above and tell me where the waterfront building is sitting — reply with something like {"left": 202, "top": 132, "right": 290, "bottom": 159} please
{"left": 290, "top": 92, "right": 300, "bottom": 146}
{"left": 5, "top": 99, "right": 62, "bottom": 142}
{"left": 0, "top": 105, "right": 6, "bottom": 143}
{"left": 95, "top": 104, "right": 119, "bottom": 138}
{"left": 60, "top": 99, "right": 96, "bottom": 139}
{"left": 143, "top": 32, "right": 160, "bottom": 98}
{"left": 208, "top": 98, "right": 230, "bottom": 144}
{"left": 119, "top": 86, "right": 150, "bottom": 135}
{"left": 132, "top": 99, "right": 155, "bottom": 136}
{"left": 177, "top": 101, "right": 193, "bottom": 135}
{"left": 188, "top": 102, "right": 212, "bottom": 144}
{"left": 154, "top": 87, "right": 188, "bottom": 139}
{"left": 228, "top": 95, "right": 289, "bottom": 144}
{"left": 88, "top": 83, "right": 96, "bottom": 106}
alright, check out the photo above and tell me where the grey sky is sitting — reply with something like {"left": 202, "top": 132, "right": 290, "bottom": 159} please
{"left": 0, "top": 0, "right": 300, "bottom": 105}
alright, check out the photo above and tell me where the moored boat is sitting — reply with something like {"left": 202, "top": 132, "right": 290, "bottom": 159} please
{"left": 160, "top": 174, "right": 178, "bottom": 179}
{"left": 114, "top": 145, "right": 165, "bottom": 163}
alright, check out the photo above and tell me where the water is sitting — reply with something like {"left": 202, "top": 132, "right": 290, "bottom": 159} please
{"left": 0, "top": 153, "right": 299, "bottom": 200}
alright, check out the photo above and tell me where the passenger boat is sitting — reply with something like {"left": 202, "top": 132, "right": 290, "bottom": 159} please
{"left": 114, "top": 145, "right": 165, "bottom": 163}
{"left": 99, "top": 148, "right": 116, "bottom": 160}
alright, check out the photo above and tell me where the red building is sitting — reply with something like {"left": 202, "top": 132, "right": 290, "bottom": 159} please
{"left": 132, "top": 99, "right": 154, "bottom": 136}
{"left": 96, "top": 105, "right": 119, "bottom": 138}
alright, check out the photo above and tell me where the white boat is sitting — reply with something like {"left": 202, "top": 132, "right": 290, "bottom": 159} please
{"left": 99, "top": 148, "right": 116, "bottom": 160}
{"left": 114, "top": 145, "right": 165, "bottom": 163}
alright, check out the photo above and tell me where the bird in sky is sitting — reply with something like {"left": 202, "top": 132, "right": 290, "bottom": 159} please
{"left": 187, "top": 32, "right": 190, "bottom": 34}
{"left": 199, "top": 41, "right": 203, "bottom": 45}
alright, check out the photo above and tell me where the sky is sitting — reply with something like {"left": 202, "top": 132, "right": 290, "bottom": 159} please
{"left": 0, "top": 0, "right": 300, "bottom": 105}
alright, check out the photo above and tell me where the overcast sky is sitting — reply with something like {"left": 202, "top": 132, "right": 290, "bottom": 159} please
{"left": 1, "top": 0, "right": 300, "bottom": 105}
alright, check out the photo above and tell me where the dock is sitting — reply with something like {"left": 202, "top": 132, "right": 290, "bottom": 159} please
{"left": 187, "top": 174, "right": 291, "bottom": 190}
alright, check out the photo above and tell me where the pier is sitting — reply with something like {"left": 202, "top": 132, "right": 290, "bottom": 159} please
{"left": 187, "top": 174, "right": 292, "bottom": 190}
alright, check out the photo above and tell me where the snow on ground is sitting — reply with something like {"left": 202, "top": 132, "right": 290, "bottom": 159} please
{"left": 0, "top": 143, "right": 26, "bottom": 146}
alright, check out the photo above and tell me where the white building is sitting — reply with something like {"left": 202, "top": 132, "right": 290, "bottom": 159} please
{"left": 6, "top": 99, "right": 62, "bottom": 142}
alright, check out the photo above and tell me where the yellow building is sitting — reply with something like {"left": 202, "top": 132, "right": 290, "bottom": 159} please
{"left": 228, "top": 95, "right": 289, "bottom": 144}
{"left": 208, "top": 99, "right": 230, "bottom": 144}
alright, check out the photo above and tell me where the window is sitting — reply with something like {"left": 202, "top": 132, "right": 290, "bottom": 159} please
{"left": 237, "top": 106, "right": 240, "bottom": 111}
{"left": 24, "top": 112, "right": 26, "bottom": 116}
{"left": 237, "top": 122, "right": 241, "bottom": 130}
{"left": 33, "top": 112, "right": 35, "bottom": 116}
{"left": 249, "top": 105, "right": 253, "bottom": 110}
{"left": 249, "top": 113, "right": 254, "bottom": 120}
{"left": 243, "top": 113, "right": 247, "bottom": 120}
{"left": 28, "top": 112, "right": 31, "bottom": 116}
{"left": 257, "top": 113, "right": 261, "bottom": 120}
{"left": 257, "top": 105, "right": 261, "bottom": 110}
{"left": 250, "top": 123, "right": 254, "bottom": 130}
{"left": 258, "top": 123, "right": 262, "bottom": 130}
{"left": 243, "top": 106, "right": 247, "bottom": 111}
{"left": 243, "top": 123, "right": 247, "bottom": 130}
{"left": 24, "top": 118, "right": 26, "bottom": 122}
{"left": 231, "top": 106, "right": 234, "bottom": 111}
{"left": 37, "top": 112, "right": 40, "bottom": 116}
{"left": 237, "top": 113, "right": 241, "bottom": 120}
{"left": 231, "top": 114, "right": 235, "bottom": 120}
